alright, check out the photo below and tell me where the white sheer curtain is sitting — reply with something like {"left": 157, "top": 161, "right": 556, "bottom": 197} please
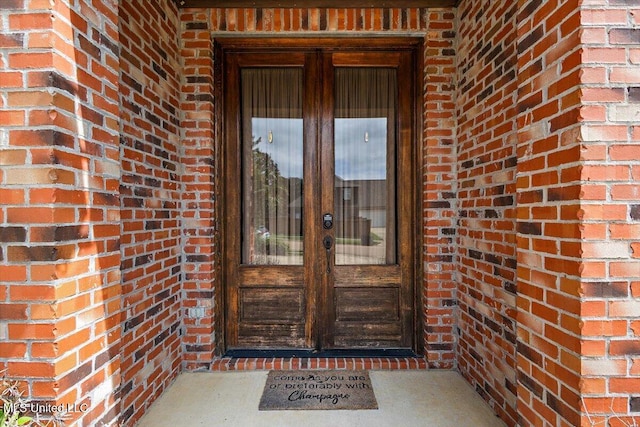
{"left": 241, "top": 68, "right": 304, "bottom": 265}
{"left": 334, "top": 68, "right": 397, "bottom": 265}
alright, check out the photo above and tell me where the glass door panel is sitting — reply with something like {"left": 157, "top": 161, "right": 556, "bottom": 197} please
{"left": 241, "top": 68, "right": 304, "bottom": 265}
{"left": 334, "top": 68, "right": 397, "bottom": 265}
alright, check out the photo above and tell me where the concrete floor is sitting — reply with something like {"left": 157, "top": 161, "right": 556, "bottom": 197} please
{"left": 137, "top": 370, "right": 506, "bottom": 427}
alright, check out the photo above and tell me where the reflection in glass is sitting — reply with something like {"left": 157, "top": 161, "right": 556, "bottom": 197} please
{"left": 334, "top": 68, "right": 397, "bottom": 265}
{"left": 241, "top": 69, "right": 304, "bottom": 265}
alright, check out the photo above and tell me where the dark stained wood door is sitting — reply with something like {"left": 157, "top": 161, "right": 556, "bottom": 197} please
{"left": 222, "top": 40, "right": 418, "bottom": 352}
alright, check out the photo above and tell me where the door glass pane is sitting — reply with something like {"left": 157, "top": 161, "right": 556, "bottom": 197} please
{"left": 334, "top": 68, "right": 397, "bottom": 265}
{"left": 241, "top": 68, "right": 304, "bottom": 265}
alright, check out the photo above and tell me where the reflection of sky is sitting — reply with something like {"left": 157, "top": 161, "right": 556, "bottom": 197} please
{"left": 251, "top": 117, "right": 387, "bottom": 180}
{"left": 336, "top": 118, "right": 387, "bottom": 180}
{"left": 252, "top": 118, "right": 304, "bottom": 178}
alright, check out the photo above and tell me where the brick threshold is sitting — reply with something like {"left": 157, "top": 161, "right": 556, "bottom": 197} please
{"left": 211, "top": 356, "right": 429, "bottom": 371}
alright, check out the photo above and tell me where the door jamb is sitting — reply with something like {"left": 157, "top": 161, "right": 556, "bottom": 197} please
{"left": 213, "top": 40, "right": 226, "bottom": 355}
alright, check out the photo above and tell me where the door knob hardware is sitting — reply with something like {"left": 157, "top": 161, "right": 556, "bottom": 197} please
{"left": 323, "top": 235, "right": 333, "bottom": 273}
{"left": 323, "top": 213, "right": 333, "bottom": 230}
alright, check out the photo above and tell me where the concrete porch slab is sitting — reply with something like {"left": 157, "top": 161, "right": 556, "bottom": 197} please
{"left": 136, "top": 370, "right": 506, "bottom": 427}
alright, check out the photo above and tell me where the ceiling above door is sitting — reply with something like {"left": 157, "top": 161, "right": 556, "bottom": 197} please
{"left": 177, "top": 0, "right": 458, "bottom": 8}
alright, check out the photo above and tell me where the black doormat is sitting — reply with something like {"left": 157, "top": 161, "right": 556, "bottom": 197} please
{"left": 259, "top": 370, "right": 378, "bottom": 411}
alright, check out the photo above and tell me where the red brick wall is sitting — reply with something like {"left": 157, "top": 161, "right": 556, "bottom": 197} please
{"left": 118, "top": 0, "right": 183, "bottom": 425}
{"left": 455, "top": 0, "right": 518, "bottom": 425}
{"left": 516, "top": 0, "right": 585, "bottom": 425}
{"left": 422, "top": 9, "right": 458, "bottom": 369}
{"left": 0, "top": 1, "right": 122, "bottom": 425}
{"left": 579, "top": 1, "right": 640, "bottom": 425}
{"left": 178, "top": 7, "right": 459, "bottom": 368}
{"left": 179, "top": 9, "right": 219, "bottom": 371}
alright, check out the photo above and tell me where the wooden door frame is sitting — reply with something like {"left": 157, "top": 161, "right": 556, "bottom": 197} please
{"left": 215, "top": 36, "right": 424, "bottom": 356}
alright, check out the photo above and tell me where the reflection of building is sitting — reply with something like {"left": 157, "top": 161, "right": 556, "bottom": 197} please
{"left": 336, "top": 177, "right": 387, "bottom": 228}
{"left": 284, "top": 176, "right": 386, "bottom": 245}
{"left": 335, "top": 176, "right": 386, "bottom": 245}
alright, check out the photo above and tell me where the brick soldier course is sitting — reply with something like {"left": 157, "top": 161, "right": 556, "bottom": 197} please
{"left": 0, "top": 1, "right": 638, "bottom": 426}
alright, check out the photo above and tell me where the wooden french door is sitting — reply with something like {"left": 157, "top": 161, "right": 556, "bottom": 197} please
{"left": 222, "top": 39, "right": 419, "bottom": 353}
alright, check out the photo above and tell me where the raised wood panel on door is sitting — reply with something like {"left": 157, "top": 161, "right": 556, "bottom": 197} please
{"left": 333, "top": 266, "right": 403, "bottom": 344}
{"left": 235, "top": 269, "right": 308, "bottom": 347}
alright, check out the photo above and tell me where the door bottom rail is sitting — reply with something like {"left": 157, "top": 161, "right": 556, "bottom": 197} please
{"left": 225, "top": 349, "right": 418, "bottom": 358}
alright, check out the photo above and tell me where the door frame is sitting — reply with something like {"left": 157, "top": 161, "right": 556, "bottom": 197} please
{"left": 214, "top": 36, "right": 424, "bottom": 356}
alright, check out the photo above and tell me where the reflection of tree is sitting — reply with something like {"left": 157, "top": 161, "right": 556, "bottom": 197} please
{"left": 251, "top": 136, "right": 289, "bottom": 231}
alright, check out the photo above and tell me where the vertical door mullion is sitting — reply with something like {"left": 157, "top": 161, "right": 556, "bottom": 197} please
{"left": 303, "top": 51, "right": 321, "bottom": 350}
{"left": 319, "top": 52, "right": 336, "bottom": 349}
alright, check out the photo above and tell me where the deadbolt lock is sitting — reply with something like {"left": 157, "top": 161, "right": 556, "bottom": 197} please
{"left": 323, "top": 213, "right": 333, "bottom": 230}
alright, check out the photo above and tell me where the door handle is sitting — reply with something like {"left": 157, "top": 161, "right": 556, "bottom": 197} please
{"left": 323, "top": 235, "right": 333, "bottom": 250}
{"left": 323, "top": 235, "right": 333, "bottom": 273}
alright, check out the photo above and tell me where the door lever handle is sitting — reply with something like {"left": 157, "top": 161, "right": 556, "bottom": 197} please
{"left": 323, "top": 236, "right": 333, "bottom": 273}
{"left": 323, "top": 235, "right": 333, "bottom": 250}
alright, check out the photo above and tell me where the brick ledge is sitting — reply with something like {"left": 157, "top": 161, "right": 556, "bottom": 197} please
{"left": 207, "top": 357, "right": 430, "bottom": 371}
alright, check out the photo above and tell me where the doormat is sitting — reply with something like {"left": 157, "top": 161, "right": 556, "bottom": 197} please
{"left": 259, "top": 370, "right": 378, "bottom": 411}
